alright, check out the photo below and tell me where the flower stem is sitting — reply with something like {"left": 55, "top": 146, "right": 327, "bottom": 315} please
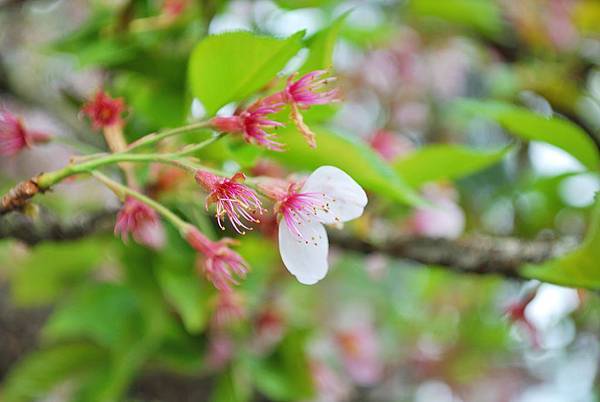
{"left": 92, "top": 171, "right": 189, "bottom": 232}
{"left": 126, "top": 120, "right": 212, "bottom": 151}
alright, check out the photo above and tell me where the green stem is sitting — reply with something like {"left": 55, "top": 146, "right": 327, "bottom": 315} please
{"left": 126, "top": 120, "right": 212, "bottom": 151}
{"left": 92, "top": 172, "right": 189, "bottom": 232}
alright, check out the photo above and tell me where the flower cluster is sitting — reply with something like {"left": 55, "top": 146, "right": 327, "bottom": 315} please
{"left": 210, "top": 70, "right": 339, "bottom": 150}
{"left": 0, "top": 108, "right": 50, "bottom": 157}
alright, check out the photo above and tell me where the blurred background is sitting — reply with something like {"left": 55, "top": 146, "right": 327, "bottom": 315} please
{"left": 1, "top": 0, "right": 600, "bottom": 401}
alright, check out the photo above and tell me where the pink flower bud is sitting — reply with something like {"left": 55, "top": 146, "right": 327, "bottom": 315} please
{"left": 114, "top": 197, "right": 165, "bottom": 249}
{"left": 185, "top": 227, "right": 249, "bottom": 291}
{"left": 195, "top": 171, "right": 263, "bottom": 234}
{"left": 0, "top": 108, "right": 51, "bottom": 157}
{"left": 81, "top": 90, "right": 125, "bottom": 130}
{"left": 210, "top": 98, "right": 284, "bottom": 151}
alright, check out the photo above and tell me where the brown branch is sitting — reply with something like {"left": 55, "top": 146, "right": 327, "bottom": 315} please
{"left": 330, "top": 233, "right": 577, "bottom": 279}
{"left": 1, "top": 209, "right": 579, "bottom": 280}
{"left": 0, "top": 209, "right": 116, "bottom": 246}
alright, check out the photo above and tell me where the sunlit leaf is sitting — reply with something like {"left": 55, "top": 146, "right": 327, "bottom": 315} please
{"left": 394, "top": 144, "right": 513, "bottom": 187}
{"left": 189, "top": 31, "right": 304, "bottom": 115}
{"left": 409, "top": 0, "right": 504, "bottom": 38}
{"left": 43, "top": 283, "right": 141, "bottom": 348}
{"left": 268, "top": 127, "right": 423, "bottom": 205}
{"left": 521, "top": 194, "right": 600, "bottom": 289}
{"left": 1, "top": 343, "right": 107, "bottom": 402}
{"left": 457, "top": 100, "right": 600, "bottom": 171}
{"left": 10, "top": 239, "right": 106, "bottom": 307}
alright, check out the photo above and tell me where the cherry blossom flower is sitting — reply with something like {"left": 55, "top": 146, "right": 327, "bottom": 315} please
{"left": 185, "top": 227, "right": 249, "bottom": 291}
{"left": 260, "top": 166, "right": 367, "bottom": 285}
{"left": 114, "top": 197, "right": 165, "bottom": 249}
{"left": 336, "top": 325, "right": 383, "bottom": 385}
{"left": 81, "top": 90, "right": 125, "bottom": 130}
{"left": 0, "top": 108, "right": 50, "bottom": 157}
{"left": 195, "top": 171, "right": 263, "bottom": 234}
{"left": 279, "top": 70, "right": 339, "bottom": 148}
{"left": 211, "top": 98, "right": 284, "bottom": 151}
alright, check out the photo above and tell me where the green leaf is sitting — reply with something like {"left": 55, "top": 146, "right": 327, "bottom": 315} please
{"left": 394, "top": 144, "right": 513, "bottom": 187}
{"left": 521, "top": 194, "right": 600, "bottom": 289}
{"left": 156, "top": 265, "right": 210, "bottom": 334}
{"left": 252, "top": 329, "right": 314, "bottom": 401}
{"left": 43, "top": 283, "right": 141, "bottom": 348}
{"left": 1, "top": 343, "right": 107, "bottom": 402}
{"left": 299, "top": 13, "right": 347, "bottom": 75}
{"left": 188, "top": 31, "right": 304, "bottom": 115}
{"left": 114, "top": 72, "right": 186, "bottom": 128}
{"left": 10, "top": 239, "right": 106, "bottom": 307}
{"left": 211, "top": 367, "right": 251, "bottom": 402}
{"left": 269, "top": 127, "right": 423, "bottom": 205}
{"left": 457, "top": 100, "right": 600, "bottom": 171}
{"left": 409, "top": 0, "right": 504, "bottom": 38}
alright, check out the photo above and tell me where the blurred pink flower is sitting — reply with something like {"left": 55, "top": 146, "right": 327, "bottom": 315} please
{"left": 212, "top": 290, "right": 245, "bottom": 329}
{"left": 545, "top": 0, "right": 578, "bottom": 50}
{"left": 211, "top": 98, "right": 284, "bottom": 151}
{"left": 186, "top": 227, "right": 249, "bottom": 291}
{"left": 81, "top": 90, "right": 125, "bottom": 130}
{"left": 206, "top": 333, "right": 234, "bottom": 370}
{"left": 114, "top": 197, "right": 165, "bottom": 249}
{"left": 369, "top": 130, "right": 414, "bottom": 162}
{"left": 336, "top": 324, "right": 383, "bottom": 386}
{"left": 162, "top": 0, "right": 188, "bottom": 17}
{"left": 252, "top": 307, "right": 285, "bottom": 353}
{"left": 195, "top": 171, "right": 263, "bottom": 234}
{"left": 407, "top": 185, "right": 465, "bottom": 239}
{"left": 505, "top": 291, "right": 540, "bottom": 348}
{"left": 0, "top": 108, "right": 50, "bottom": 157}
{"left": 310, "top": 360, "right": 351, "bottom": 402}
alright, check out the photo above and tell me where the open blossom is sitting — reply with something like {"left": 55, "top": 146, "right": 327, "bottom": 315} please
{"left": 336, "top": 325, "right": 383, "bottom": 385}
{"left": 211, "top": 99, "right": 284, "bottom": 151}
{"left": 195, "top": 171, "right": 263, "bottom": 234}
{"left": 81, "top": 90, "right": 125, "bottom": 130}
{"left": 114, "top": 197, "right": 165, "bottom": 249}
{"left": 260, "top": 166, "right": 367, "bottom": 285}
{"left": 279, "top": 70, "right": 339, "bottom": 148}
{"left": 310, "top": 360, "right": 351, "bottom": 402}
{"left": 186, "top": 227, "right": 249, "bottom": 291}
{"left": 0, "top": 108, "right": 50, "bottom": 157}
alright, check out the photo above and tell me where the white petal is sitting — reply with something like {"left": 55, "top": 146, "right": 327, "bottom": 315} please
{"left": 301, "top": 166, "right": 368, "bottom": 225}
{"left": 278, "top": 219, "right": 329, "bottom": 285}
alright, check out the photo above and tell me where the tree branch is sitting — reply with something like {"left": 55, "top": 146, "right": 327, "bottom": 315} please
{"left": 330, "top": 233, "right": 577, "bottom": 279}
{"left": 1, "top": 210, "right": 579, "bottom": 280}
{"left": 0, "top": 209, "right": 116, "bottom": 246}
